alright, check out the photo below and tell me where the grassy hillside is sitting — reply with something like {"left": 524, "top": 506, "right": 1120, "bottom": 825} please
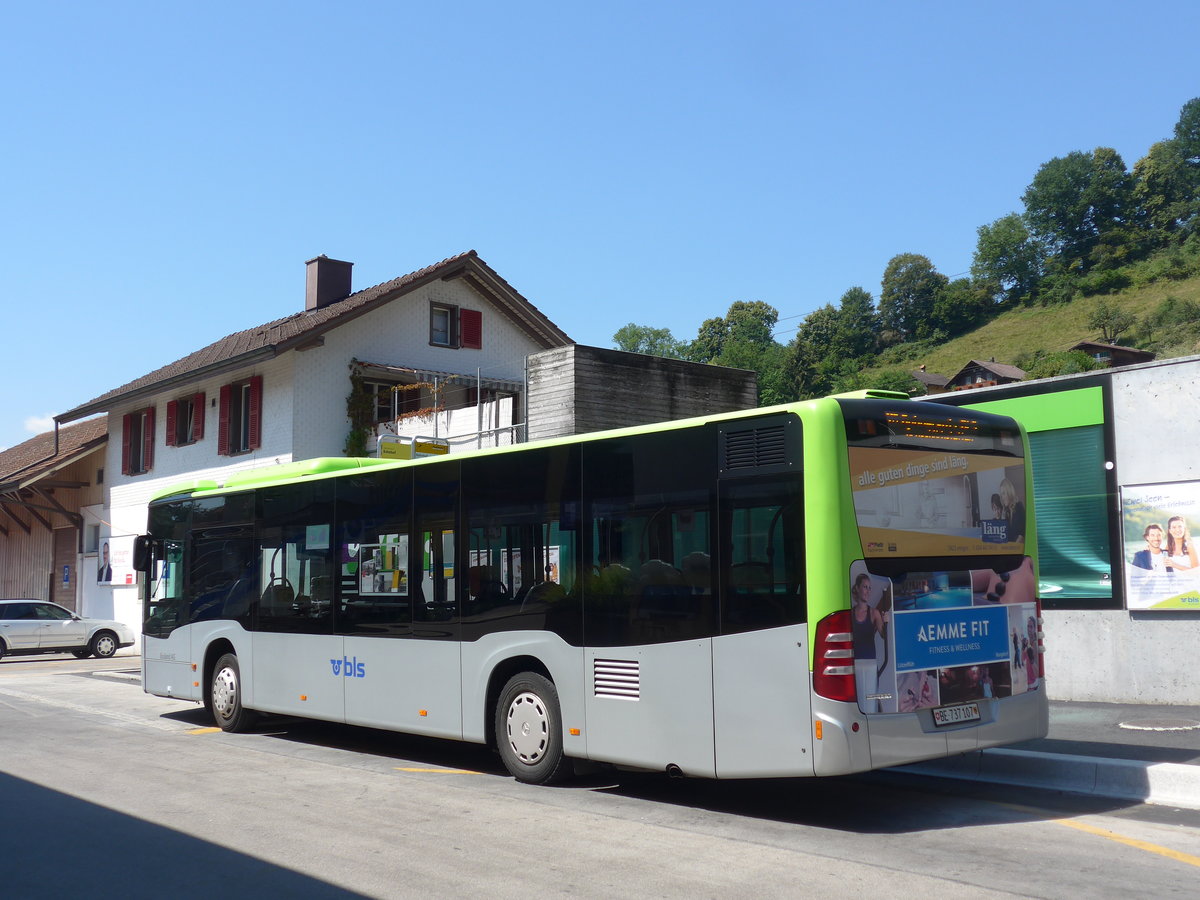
{"left": 875, "top": 272, "right": 1200, "bottom": 383}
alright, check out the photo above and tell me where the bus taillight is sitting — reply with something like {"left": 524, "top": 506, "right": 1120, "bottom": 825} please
{"left": 813, "top": 610, "right": 856, "bottom": 703}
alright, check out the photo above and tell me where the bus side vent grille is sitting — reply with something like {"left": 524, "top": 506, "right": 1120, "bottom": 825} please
{"left": 722, "top": 424, "right": 787, "bottom": 470}
{"left": 594, "top": 658, "right": 640, "bottom": 701}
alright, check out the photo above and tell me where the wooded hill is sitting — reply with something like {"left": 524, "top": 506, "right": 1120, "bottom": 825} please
{"left": 613, "top": 97, "right": 1200, "bottom": 400}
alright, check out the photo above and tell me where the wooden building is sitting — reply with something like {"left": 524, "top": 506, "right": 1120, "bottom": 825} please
{"left": 0, "top": 418, "right": 107, "bottom": 610}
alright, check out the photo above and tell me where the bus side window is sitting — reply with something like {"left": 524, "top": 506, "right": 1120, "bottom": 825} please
{"left": 720, "top": 478, "right": 805, "bottom": 634}
{"left": 188, "top": 530, "right": 255, "bottom": 626}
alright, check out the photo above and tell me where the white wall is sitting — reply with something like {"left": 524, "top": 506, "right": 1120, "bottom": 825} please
{"left": 1043, "top": 609, "right": 1196, "bottom": 704}
{"left": 97, "top": 354, "right": 297, "bottom": 641}
{"left": 291, "top": 279, "right": 543, "bottom": 460}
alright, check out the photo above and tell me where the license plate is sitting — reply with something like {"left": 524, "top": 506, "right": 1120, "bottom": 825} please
{"left": 932, "top": 702, "right": 981, "bottom": 727}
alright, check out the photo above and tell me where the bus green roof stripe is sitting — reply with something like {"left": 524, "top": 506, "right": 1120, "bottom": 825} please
{"left": 961, "top": 386, "right": 1104, "bottom": 433}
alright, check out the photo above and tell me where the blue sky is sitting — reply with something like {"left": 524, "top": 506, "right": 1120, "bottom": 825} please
{"left": 2, "top": 1, "right": 1197, "bottom": 450}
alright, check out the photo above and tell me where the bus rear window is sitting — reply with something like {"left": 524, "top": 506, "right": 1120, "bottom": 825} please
{"left": 840, "top": 401, "right": 1027, "bottom": 560}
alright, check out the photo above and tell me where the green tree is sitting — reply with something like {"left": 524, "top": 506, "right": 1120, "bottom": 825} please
{"left": 971, "top": 213, "right": 1043, "bottom": 302}
{"left": 685, "top": 317, "right": 727, "bottom": 363}
{"left": 932, "top": 278, "right": 992, "bottom": 337}
{"left": 1022, "top": 148, "right": 1135, "bottom": 272}
{"left": 612, "top": 323, "right": 684, "bottom": 357}
{"left": 1132, "top": 98, "right": 1200, "bottom": 243}
{"left": 1087, "top": 300, "right": 1137, "bottom": 344}
{"left": 683, "top": 301, "right": 780, "bottom": 363}
{"left": 830, "top": 367, "right": 922, "bottom": 396}
{"left": 878, "top": 253, "right": 948, "bottom": 340}
{"left": 832, "top": 287, "right": 879, "bottom": 358}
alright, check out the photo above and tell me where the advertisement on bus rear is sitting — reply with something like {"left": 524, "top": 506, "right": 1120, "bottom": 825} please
{"left": 848, "top": 448, "right": 1027, "bottom": 558}
{"left": 849, "top": 558, "right": 1040, "bottom": 716}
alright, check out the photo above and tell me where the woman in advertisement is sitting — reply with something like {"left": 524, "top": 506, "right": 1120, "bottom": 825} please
{"left": 1165, "top": 515, "right": 1199, "bottom": 573}
{"left": 999, "top": 477, "right": 1026, "bottom": 544}
{"left": 851, "top": 573, "right": 886, "bottom": 713}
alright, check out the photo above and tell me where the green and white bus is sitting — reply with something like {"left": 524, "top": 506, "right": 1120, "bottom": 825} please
{"left": 136, "top": 392, "right": 1047, "bottom": 783}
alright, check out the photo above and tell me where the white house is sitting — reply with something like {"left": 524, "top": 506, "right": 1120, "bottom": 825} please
{"left": 55, "top": 252, "right": 572, "bottom": 640}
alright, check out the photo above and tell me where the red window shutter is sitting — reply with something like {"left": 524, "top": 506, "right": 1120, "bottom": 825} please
{"left": 460, "top": 309, "right": 482, "bottom": 349}
{"left": 143, "top": 407, "right": 156, "bottom": 471}
{"left": 218, "top": 385, "right": 232, "bottom": 456}
{"left": 121, "top": 414, "right": 133, "bottom": 475}
{"left": 165, "top": 400, "right": 178, "bottom": 447}
{"left": 247, "top": 375, "right": 263, "bottom": 449}
{"left": 193, "top": 392, "right": 206, "bottom": 441}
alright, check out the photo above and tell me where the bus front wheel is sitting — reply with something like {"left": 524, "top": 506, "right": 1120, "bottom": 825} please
{"left": 210, "top": 653, "right": 257, "bottom": 733}
{"left": 495, "top": 672, "right": 568, "bottom": 785}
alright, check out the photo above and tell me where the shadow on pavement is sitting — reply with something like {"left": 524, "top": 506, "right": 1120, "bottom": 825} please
{"left": 0, "top": 772, "right": 368, "bottom": 900}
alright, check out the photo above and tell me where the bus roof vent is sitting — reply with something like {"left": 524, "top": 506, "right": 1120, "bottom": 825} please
{"left": 719, "top": 415, "right": 798, "bottom": 477}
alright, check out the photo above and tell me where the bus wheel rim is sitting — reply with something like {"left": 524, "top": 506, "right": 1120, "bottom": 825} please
{"left": 213, "top": 667, "right": 237, "bottom": 718}
{"left": 505, "top": 691, "right": 548, "bottom": 764}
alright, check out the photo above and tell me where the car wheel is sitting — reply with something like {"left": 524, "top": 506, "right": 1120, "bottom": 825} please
{"left": 210, "top": 653, "right": 257, "bottom": 733}
{"left": 72, "top": 649, "right": 92, "bottom": 659}
{"left": 0, "top": 640, "right": 6, "bottom": 660}
{"left": 495, "top": 672, "right": 568, "bottom": 785}
{"left": 89, "top": 631, "right": 118, "bottom": 659}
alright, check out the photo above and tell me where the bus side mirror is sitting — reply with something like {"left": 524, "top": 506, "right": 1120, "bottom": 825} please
{"left": 132, "top": 535, "right": 157, "bottom": 573}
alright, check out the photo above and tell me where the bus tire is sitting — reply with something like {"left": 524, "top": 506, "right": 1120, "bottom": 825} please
{"left": 495, "top": 672, "right": 568, "bottom": 785}
{"left": 211, "top": 653, "right": 257, "bottom": 733}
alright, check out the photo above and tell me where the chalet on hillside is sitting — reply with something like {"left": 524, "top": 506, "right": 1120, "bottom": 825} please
{"left": 1070, "top": 341, "right": 1156, "bottom": 368}
{"left": 911, "top": 366, "right": 950, "bottom": 395}
{"left": 947, "top": 359, "right": 1026, "bottom": 391}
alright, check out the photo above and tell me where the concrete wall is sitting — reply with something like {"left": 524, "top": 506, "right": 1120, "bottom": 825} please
{"left": 527, "top": 345, "right": 758, "bottom": 441}
{"left": 1043, "top": 609, "right": 1196, "bottom": 704}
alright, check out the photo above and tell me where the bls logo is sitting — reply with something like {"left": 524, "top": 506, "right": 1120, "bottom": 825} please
{"left": 330, "top": 656, "right": 366, "bottom": 678}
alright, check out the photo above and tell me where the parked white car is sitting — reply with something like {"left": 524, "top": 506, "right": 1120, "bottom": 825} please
{"left": 0, "top": 600, "right": 135, "bottom": 659}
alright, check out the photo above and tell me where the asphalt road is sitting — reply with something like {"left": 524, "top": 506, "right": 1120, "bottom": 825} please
{"left": 2, "top": 654, "right": 1198, "bottom": 899}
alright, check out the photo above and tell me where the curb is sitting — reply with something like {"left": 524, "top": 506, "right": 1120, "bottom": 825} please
{"left": 900, "top": 748, "right": 1200, "bottom": 810}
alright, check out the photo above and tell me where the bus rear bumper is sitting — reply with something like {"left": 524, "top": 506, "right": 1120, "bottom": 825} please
{"left": 812, "top": 688, "right": 1049, "bottom": 776}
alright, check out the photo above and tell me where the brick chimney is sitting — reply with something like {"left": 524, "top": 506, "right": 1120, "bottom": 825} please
{"left": 305, "top": 255, "right": 353, "bottom": 311}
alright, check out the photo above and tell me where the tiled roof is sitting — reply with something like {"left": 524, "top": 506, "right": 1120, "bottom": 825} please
{"left": 0, "top": 416, "right": 108, "bottom": 489}
{"left": 962, "top": 359, "right": 1026, "bottom": 380}
{"left": 912, "top": 370, "right": 950, "bottom": 387}
{"left": 59, "top": 251, "right": 571, "bottom": 422}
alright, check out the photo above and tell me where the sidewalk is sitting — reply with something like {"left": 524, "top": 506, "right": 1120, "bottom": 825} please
{"left": 902, "top": 699, "right": 1200, "bottom": 809}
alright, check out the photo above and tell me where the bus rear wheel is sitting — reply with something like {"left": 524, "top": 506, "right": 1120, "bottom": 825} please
{"left": 210, "top": 653, "right": 257, "bottom": 732}
{"left": 495, "top": 672, "right": 568, "bottom": 785}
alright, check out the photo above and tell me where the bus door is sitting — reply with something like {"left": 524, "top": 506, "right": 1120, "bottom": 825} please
{"left": 712, "top": 474, "right": 813, "bottom": 777}
{"left": 358, "top": 465, "right": 463, "bottom": 739}
{"left": 251, "top": 483, "right": 342, "bottom": 720}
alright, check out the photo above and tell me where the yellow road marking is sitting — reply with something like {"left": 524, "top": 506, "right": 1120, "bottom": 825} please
{"left": 994, "top": 801, "right": 1200, "bottom": 868}
{"left": 187, "top": 727, "right": 222, "bottom": 735}
{"left": 1052, "top": 817, "right": 1200, "bottom": 868}
{"left": 394, "top": 767, "right": 481, "bottom": 775}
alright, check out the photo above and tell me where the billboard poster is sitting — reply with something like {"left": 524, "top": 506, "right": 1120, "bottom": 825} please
{"left": 1121, "top": 482, "right": 1200, "bottom": 611}
{"left": 99, "top": 534, "right": 138, "bottom": 586}
{"left": 849, "top": 557, "right": 1040, "bottom": 715}
{"left": 848, "top": 448, "right": 1027, "bottom": 558}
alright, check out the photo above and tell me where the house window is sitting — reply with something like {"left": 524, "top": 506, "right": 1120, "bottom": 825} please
{"left": 121, "top": 407, "right": 156, "bottom": 475}
{"left": 429, "top": 304, "right": 482, "bottom": 350}
{"left": 430, "top": 304, "right": 456, "bottom": 347}
{"left": 366, "top": 381, "right": 421, "bottom": 424}
{"left": 218, "top": 376, "right": 263, "bottom": 455}
{"left": 166, "top": 392, "right": 206, "bottom": 446}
